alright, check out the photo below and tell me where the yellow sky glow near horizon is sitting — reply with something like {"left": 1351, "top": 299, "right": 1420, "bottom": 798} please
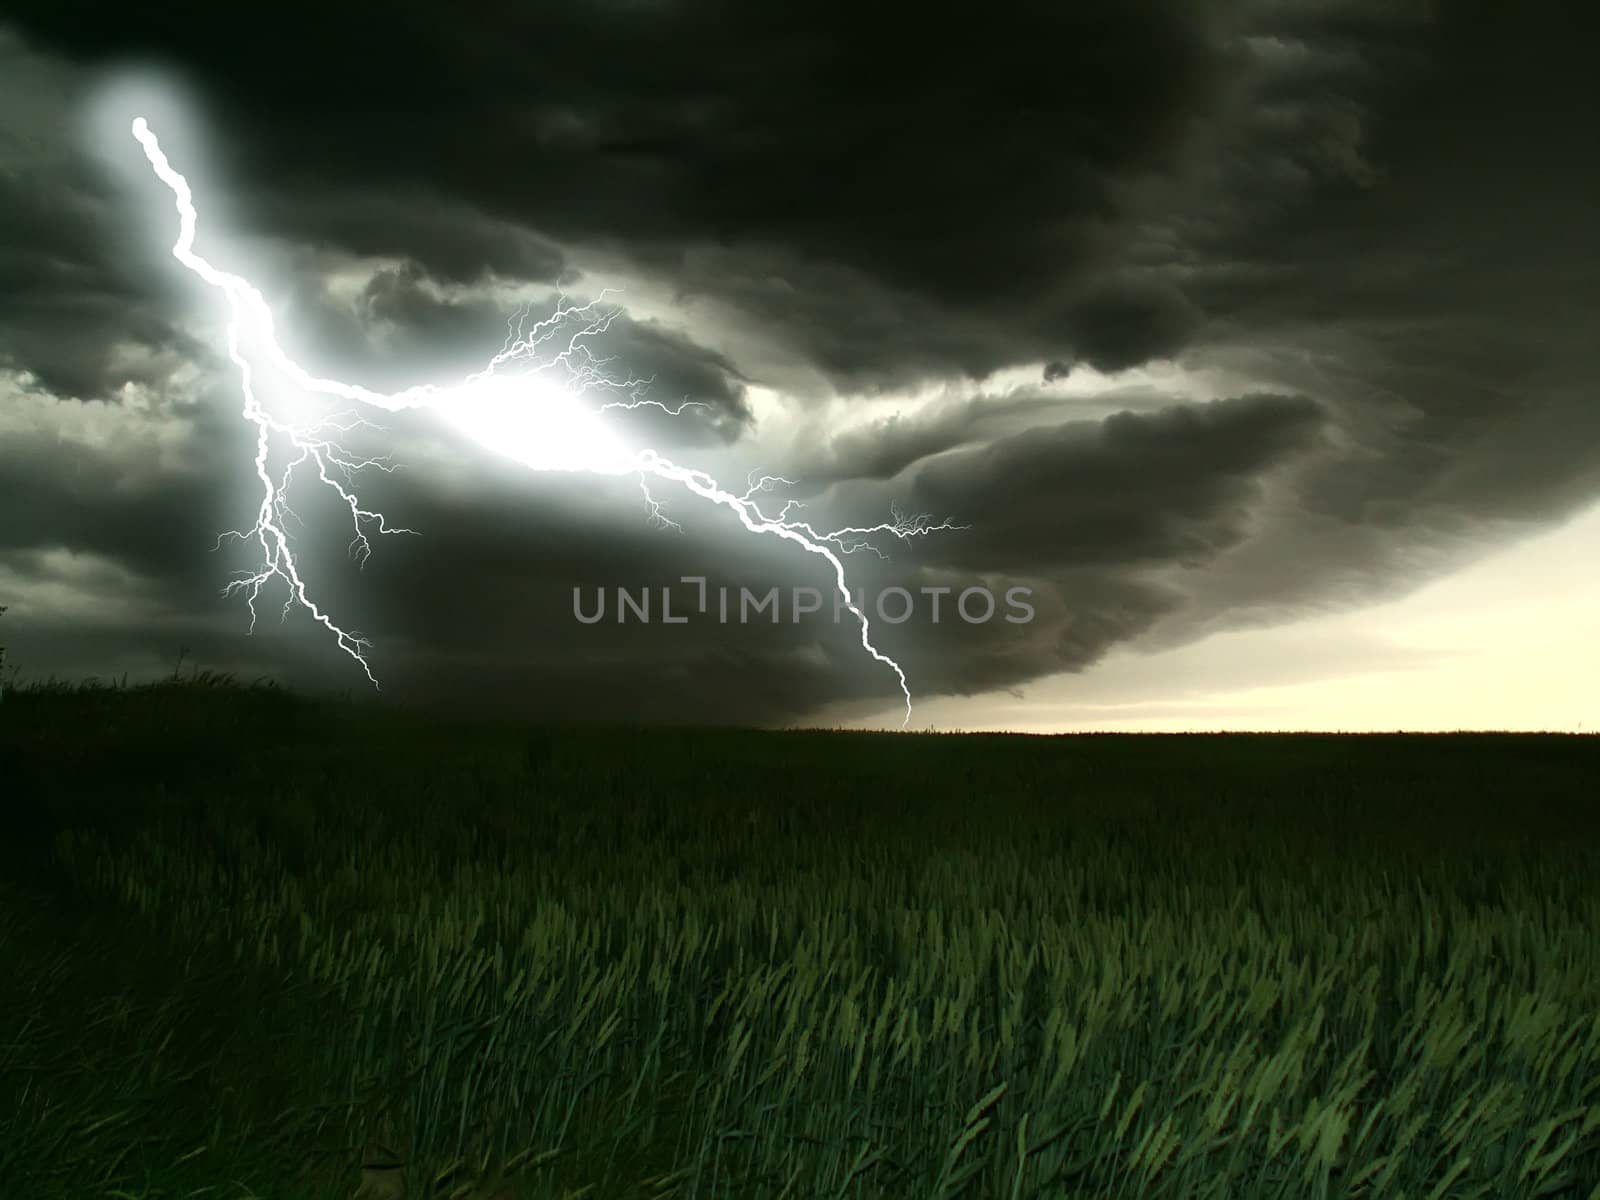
{"left": 840, "top": 500, "right": 1600, "bottom": 734}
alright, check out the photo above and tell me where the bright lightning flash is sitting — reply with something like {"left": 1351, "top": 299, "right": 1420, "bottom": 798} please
{"left": 130, "top": 116, "right": 965, "bottom": 726}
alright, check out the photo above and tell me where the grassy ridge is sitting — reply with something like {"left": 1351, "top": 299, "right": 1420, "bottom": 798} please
{"left": 3, "top": 679, "right": 1599, "bottom": 1198}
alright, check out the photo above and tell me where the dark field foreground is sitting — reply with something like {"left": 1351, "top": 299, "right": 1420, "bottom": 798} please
{"left": 2, "top": 679, "right": 1599, "bottom": 1199}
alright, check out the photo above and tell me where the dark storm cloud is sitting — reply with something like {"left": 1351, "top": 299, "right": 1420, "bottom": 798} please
{"left": 1060, "top": 278, "right": 1204, "bottom": 375}
{"left": 370, "top": 569, "right": 1180, "bottom": 728}
{"left": 799, "top": 410, "right": 980, "bottom": 489}
{"left": 0, "top": 406, "right": 232, "bottom": 580}
{"left": 335, "top": 478, "right": 1191, "bottom": 726}
{"left": 3, "top": 0, "right": 1600, "bottom": 726}
{"left": 909, "top": 394, "right": 1329, "bottom": 573}
{"left": 0, "top": 158, "right": 199, "bottom": 401}
{"left": 262, "top": 190, "right": 568, "bottom": 288}
{"left": 1137, "top": 0, "right": 1600, "bottom": 644}
{"left": 2, "top": 0, "right": 1244, "bottom": 389}
{"left": 359, "top": 390, "right": 1328, "bottom": 725}
{"left": 785, "top": 382, "right": 1197, "bottom": 489}
{"left": 786, "top": 392, "right": 1057, "bottom": 489}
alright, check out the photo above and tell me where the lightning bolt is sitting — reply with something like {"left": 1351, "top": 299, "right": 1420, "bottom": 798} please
{"left": 130, "top": 116, "right": 963, "bottom": 727}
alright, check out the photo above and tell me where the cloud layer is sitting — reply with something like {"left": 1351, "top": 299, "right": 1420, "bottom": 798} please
{"left": 1, "top": 2, "right": 1596, "bottom": 726}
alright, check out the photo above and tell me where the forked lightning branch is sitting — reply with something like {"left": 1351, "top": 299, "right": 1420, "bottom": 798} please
{"left": 129, "top": 117, "right": 966, "bottom": 726}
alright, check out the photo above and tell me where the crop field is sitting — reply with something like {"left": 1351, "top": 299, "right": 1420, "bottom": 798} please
{"left": 2, "top": 676, "right": 1599, "bottom": 1199}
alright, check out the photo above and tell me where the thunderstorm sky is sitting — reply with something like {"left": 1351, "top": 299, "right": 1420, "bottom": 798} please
{"left": 1, "top": 2, "right": 1597, "bottom": 731}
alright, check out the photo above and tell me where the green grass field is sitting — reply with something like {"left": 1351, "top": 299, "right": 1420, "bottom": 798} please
{"left": 3, "top": 676, "right": 1598, "bottom": 1198}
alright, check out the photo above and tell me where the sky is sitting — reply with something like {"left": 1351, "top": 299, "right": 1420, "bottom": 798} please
{"left": 0, "top": 1, "right": 1596, "bottom": 731}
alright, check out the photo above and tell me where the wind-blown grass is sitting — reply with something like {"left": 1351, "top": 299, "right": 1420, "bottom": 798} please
{"left": 2, "top": 677, "right": 1598, "bottom": 1197}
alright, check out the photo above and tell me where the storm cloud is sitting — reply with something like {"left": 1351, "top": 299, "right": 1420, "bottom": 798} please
{"left": 1, "top": 1, "right": 1596, "bottom": 727}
